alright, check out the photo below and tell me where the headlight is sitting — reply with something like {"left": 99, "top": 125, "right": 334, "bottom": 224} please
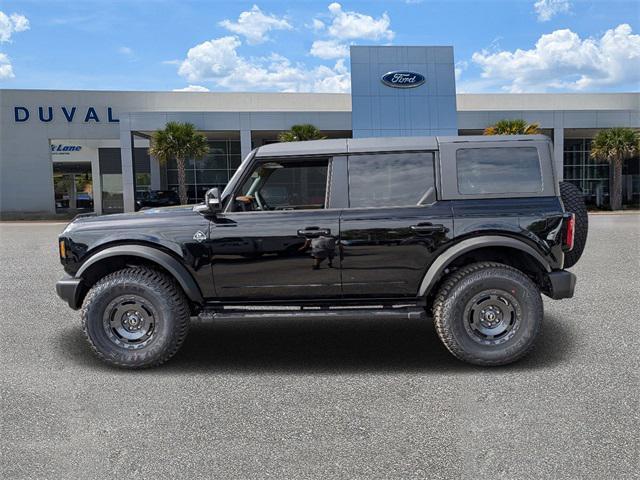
{"left": 59, "top": 239, "right": 67, "bottom": 259}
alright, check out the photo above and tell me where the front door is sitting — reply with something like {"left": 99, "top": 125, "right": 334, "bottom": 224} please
{"left": 210, "top": 157, "right": 341, "bottom": 300}
{"left": 339, "top": 152, "right": 454, "bottom": 297}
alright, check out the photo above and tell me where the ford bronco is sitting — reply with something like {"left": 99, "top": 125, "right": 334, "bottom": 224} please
{"left": 56, "top": 135, "right": 587, "bottom": 368}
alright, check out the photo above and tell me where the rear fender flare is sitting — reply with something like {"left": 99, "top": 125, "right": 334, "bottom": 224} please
{"left": 418, "top": 235, "right": 551, "bottom": 297}
{"left": 76, "top": 245, "right": 204, "bottom": 304}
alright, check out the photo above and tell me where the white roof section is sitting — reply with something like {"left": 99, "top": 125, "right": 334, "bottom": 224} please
{"left": 3, "top": 89, "right": 638, "bottom": 113}
{"left": 456, "top": 93, "right": 640, "bottom": 111}
{"left": 0, "top": 89, "right": 352, "bottom": 112}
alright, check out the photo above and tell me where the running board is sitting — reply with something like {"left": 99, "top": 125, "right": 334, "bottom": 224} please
{"left": 198, "top": 308, "right": 427, "bottom": 322}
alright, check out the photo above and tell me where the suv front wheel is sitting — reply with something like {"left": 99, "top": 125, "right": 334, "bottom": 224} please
{"left": 81, "top": 266, "right": 190, "bottom": 368}
{"left": 433, "top": 262, "right": 543, "bottom": 366}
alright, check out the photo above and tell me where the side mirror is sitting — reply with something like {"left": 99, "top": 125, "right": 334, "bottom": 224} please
{"left": 205, "top": 187, "right": 222, "bottom": 213}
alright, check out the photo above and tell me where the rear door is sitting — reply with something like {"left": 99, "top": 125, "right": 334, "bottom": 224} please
{"left": 339, "top": 151, "right": 454, "bottom": 298}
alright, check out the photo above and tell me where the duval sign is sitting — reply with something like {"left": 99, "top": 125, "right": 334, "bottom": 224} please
{"left": 14, "top": 106, "right": 119, "bottom": 123}
{"left": 381, "top": 71, "right": 426, "bottom": 88}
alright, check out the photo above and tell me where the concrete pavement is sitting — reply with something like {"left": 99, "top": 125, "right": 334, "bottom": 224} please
{"left": 1, "top": 215, "right": 638, "bottom": 479}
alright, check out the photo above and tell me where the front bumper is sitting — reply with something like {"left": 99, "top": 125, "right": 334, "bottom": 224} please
{"left": 56, "top": 275, "right": 84, "bottom": 310}
{"left": 546, "top": 270, "right": 576, "bottom": 300}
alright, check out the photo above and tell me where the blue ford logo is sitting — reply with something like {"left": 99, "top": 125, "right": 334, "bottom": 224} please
{"left": 381, "top": 71, "right": 425, "bottom": 88}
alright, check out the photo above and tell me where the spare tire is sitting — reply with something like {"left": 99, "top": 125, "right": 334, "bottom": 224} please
{"left": 560, "top": 181, "right": 588, "bottom": 268}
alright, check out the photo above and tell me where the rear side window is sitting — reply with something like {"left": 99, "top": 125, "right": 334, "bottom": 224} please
{"left": 456, "top": 147, "right": 542, "bottom": 194}
{"left": 348, "top": 153, "right": 435, "bottom": 208}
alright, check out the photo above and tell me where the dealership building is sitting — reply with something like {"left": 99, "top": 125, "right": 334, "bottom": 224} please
{"left": 1, "top": 46, "right": 638, "bottom": 216}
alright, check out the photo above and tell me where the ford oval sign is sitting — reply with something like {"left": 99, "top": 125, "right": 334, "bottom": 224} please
{"left": 381, "top": 71, "right": 425, "bottom": 88}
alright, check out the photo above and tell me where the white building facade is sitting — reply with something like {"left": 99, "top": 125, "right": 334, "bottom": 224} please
{"left": 1, "top": 46, "right": 638, "bottom": 216}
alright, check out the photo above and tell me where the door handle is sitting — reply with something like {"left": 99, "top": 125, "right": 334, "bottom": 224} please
{"left": 410, "top": 223, "right": 446, "bottom": 233}
{"left": 297, "top": 227, "right": 331, "bottom": 238}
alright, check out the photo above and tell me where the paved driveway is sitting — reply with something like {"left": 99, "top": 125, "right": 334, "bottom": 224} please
{"left": 1, "top": 215, "right": 638, "bottom": 479}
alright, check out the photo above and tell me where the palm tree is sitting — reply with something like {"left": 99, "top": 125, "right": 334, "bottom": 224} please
{"left": 590, "top": 127, "right": 640, "bottom": 211}
{"left": 484, "top": 119, "right": 540, "bottom": 135}
{"left": 278, "top": 124, "right": 326, "bottom": 142}
{"left": 149, "top": 122, "right": 209, "bottom": 205}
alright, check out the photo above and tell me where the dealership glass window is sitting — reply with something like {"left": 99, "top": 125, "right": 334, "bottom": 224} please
{"left": 348, "top": 153, "right": 435, "bottom": 208}
{"left": 563, "top": 138, "right": 610, "bottom": 208}
{"left": 456, "top": 147, "right": 542, "bottom": 194}
{"left": 166, "top": 139, "right": 241, "bottom": 203}
{"left": 133, "top": 148, "right": 151, "bottom": 192}
{"left": 623, "top": 155, "right": 640, "bottom": 207}
{"left": 52, "top": 162, "right": 94, "bottom": 213}
{"left": 99, "top": 148, "right": 124, "bottom": 214}
{"left": 565, "top": 137, "right": 640, "bottom": 208}
{"left": 136, "top": 173, "right": 151, "bottom": 191}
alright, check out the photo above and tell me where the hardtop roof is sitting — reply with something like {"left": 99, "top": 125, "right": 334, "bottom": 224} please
{"left": 254, "top": 135, "right": 550, "bottom": 157}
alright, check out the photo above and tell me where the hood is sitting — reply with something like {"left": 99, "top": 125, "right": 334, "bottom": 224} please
{"left": 63, "top": 205, "right": 199, "bottom": 234}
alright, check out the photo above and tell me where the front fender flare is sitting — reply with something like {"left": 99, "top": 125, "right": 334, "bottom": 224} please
{"left": 76, "top": 245, "right": 204, "bottom": 304}
{"left": 418, "top": 235, "right": 551, "bottom": 297}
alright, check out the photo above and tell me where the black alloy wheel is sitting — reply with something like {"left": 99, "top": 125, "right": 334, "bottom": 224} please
{"left": 81, "top": 266, "right": 190, "bottom": 368}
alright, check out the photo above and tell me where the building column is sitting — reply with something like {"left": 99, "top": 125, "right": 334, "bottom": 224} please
{"left": 91, "top": 149, "right": 103, "bottom": 215}
{"left": 240, "top": 129, "right": 252, "bottom": 160}
{"left": 553, "top": 127, "right": 564, "bottom": 182}
{"left": 120, "top": 121, "right": 136, "bottom": 213}
{"left": 69, "top": 176, "right": 77, "bottom": 210}
{"left": 150, "top": 155, "right": 161, "bottom": 190}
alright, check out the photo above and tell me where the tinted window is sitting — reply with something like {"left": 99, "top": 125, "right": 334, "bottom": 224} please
{"left": 348, "top": 153, "right": 435, "bottom": 208}
{"left": 456, "top": 147, "right": 542, "bottom": 194}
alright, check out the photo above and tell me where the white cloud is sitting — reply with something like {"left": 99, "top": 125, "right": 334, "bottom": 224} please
{"left": 533, "top": 0, "right": 571, "bottom": 22}
{"left": 177, "top": 35, "right": 350, "bottom": 93}
{"left": 455, "top": 60, "right": 467, "bottom": 81}
{"left": 173, "top": 85, "right": 210, "bottom": 92}
{"left": 471, "top": 24, "right": 640, "bottom": 92}
{"left": 178, "top": 36, "right": 243, "bottom": 82}
{"left": 219, "top": 5, "right": 291, "bottom": 45}
{"left": 310, "top": 58, "right": 351, "bottom": 93}
{"left": 311, "top": 18, "right": 325, "bottom": 32}
{"left": 118, "top": 46, "right": 134, "bottom": 56}
{"left": 325, "top": 3, "right": 393, "bottom": 41}
{"left": 0, "top": 11, "right": 30, "bottom": 43}
{"left": 310, "top": 39, "right": 349, "bottom": 59}
{"left": 308, "top": 3, "right": 394, "bottom": 59}
{"left": 0, "top": 52, "right": 14, "bottom": 79}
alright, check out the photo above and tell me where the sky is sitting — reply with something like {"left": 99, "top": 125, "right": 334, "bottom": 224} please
{"left": 0, "top": 0, "right": 638, "bottom": 93}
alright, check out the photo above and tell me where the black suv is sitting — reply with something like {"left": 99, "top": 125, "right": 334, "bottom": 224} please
{"left": 56, "top": 135, "right": 588, "bottom": 368}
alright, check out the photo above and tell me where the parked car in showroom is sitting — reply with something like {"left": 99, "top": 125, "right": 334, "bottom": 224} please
{"left": 135, "top": 190, "right": 181, "bottom": 210}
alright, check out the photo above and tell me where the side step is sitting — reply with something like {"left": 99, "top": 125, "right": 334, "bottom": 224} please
{"left": 198, "top": 307, "right": 427, "bottom": 322}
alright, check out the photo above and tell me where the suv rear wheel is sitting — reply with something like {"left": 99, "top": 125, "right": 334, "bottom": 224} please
{"left": 81, "top": 266, "right": 190, "bottom": 368}
{"left": 433, "top": 262, "right": 543, "bottom": 366}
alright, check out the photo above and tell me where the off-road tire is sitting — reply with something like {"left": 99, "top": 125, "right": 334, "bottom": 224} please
{"left": 81, "top": 266, "right": 190, "bottom": 368}
{"left": 560, "top": 181, "right": 588, "bottom": 268}
{"left": 433, "top": 262, "right": 543, "bottom": 366}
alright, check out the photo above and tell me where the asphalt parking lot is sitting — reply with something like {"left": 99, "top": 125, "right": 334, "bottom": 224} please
{"left": 1, "top": 215, "right": 638, "bottom": 479}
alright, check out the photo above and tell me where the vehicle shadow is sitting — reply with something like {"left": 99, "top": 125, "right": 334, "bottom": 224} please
{"left": 58, "top": 313, "right": 573, "bottom": 374}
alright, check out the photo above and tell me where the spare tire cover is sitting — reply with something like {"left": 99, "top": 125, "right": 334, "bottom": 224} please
{"left": 560, "top": 181, "right": 589, "bottom": 268}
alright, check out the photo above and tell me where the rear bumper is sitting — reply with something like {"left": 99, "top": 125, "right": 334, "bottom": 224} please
{"left": 546, "top": 270, "right": 576, "bottom": 300}
{"left": 55, "top": 275, "right": 84, "bottom": 310}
